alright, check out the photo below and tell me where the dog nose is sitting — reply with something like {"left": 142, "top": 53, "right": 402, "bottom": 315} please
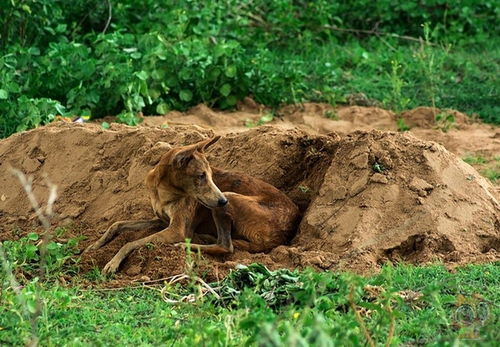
{"left": 218, "top": 198, "right": 228, "bottom": 207}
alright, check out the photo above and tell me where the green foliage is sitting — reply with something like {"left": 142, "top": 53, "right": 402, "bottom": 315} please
{"left": 1, "top": 229, "right": 81, "bottom": 280}
{"left": 245, "top": 112, "right": 274, "bottom": 128}
{"left": 463, "top": 155, "right": 488, "bottom": 165}
{"left": 0, "top": 1, "right": 498, "bottom": 136}
{"left": 434, "top": 111, "right": 456, "bottom": 132}
{"left": 481, "top": 168, "right": 499, "bottom": 183}
{"left": 386, "top": 60, "right": 411, "bottom": 113}
{"left": 1, "top": 262, "right": 498, "bottom": 345}
{"left": 397, "top": 118, "right": 410, "bottom": 132}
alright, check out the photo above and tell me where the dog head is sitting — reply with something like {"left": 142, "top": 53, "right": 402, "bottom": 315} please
{"left": 156, "top": 136, "right": 227, "bottom": 208}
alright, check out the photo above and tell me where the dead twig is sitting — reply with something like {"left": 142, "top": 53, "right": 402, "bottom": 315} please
{"left": 323, "top": 25, "right": 437, "bottom": 46}
{"left": 160, "top": 273, "right": 220, "bottom": 304}
{"left": 102, "top": 0, "right": 113, "bottom": 34}
{"left": 2, "top": 168, "right": 59, "bottom": 347}
{"left": 349, "top": 285, "right": 376, "bottom": 347}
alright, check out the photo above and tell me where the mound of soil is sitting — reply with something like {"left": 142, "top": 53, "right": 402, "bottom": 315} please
{"left": 0, "top": 109, "right": 498, "bottom": 283}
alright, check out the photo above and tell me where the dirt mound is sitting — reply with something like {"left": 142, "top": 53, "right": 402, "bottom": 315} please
{"left": 0, "top": 121, "right": 498, "bottom": 283}
{"left": 401, "top": 107, "right": 469, "bottom": 129}
{"left": 138, "top": 103, "right": 499, "bottom": 183}
{"left": 295, "top": 130, "right": 499, "bottom": 271}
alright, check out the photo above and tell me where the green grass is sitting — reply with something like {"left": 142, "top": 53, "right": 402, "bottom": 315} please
{"left": 463, "top": 155, "right": 500, "bottom": 184}
{"left": 463, "top": 155, "right": 489, "bottom": 165}
{"left": 1, "top": 235, "right": 499, "bottom": 346}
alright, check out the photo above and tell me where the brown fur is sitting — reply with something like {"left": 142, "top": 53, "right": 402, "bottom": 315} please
{"left": 85, "top": 136, "right": 300, "bottom": 274}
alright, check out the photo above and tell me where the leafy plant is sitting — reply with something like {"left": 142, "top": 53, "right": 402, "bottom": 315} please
{"left": 385, "top": 60, "right": 410, "bottom": 113}
{"left": 245, "top": 112, "right": 274, "bottom": 128}
{"left": 324, "top": 110, "right": 339, "bottom": 120}
{"left": 1, "top": 230, "right": 81, "bottom": 280}
{"left": 396, "top": 118, "right": 410, "bottom": 132}
{"left": 434, "top": 111, "right": 456, "bottom": 132}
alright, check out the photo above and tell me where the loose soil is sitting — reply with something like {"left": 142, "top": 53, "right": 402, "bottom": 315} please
{"left": 0, "top": 103, "right": 498, "bottom": 284}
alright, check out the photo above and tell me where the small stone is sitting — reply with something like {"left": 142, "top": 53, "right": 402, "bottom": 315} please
{"left": 370, "top": 173, "right": 388, "bottom": 184}
{"left": 409, "top": 177, "right": 433, "bottom": 195}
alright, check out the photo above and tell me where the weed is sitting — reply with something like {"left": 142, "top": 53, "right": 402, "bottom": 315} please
{"left": 324, "top": 110, "right": 339, "bottom": 120}
{"left": 298, "top": 185, "right": 311, "bottom": 193}
{"left": 372, "top": 162, "right": 385, "bottom": 173}
{"left": 385, "top": 60, "right": 411, "bottom": 113}
{"left": 481, "top": 168, "right": 499, "bottom": 183}
{"left": 463, "top": 155, "right": 488, "bottom": 165}
{"left": 434, "top": 111, "right": 456, "bottom": 132}
{"left": 1, "top": 233, "right": 80, "bottom": 280}
{"left": 396, "top": 118, "right": 410, "bottom": 132}
{"left": 245, "top": 112, "right": 274, "bottom": 128}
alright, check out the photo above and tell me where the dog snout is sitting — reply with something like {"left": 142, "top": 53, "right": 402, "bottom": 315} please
{"left": 218, "top": 197, "right": 228, "bottom": 207}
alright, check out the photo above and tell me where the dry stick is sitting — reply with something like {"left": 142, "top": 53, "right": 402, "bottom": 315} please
{"left": 102, "top": 0, "right": 113, "bottom": 34}
{"left": 11, "top": 169, "right": 57, "bottom": 281}
{"left": 8, "top": 169, "right": 59, "bottom": 347}
{"left": 349, "top": 285, "right": 376, "bottom": 347}
{"left": 385, "top": 304, "right": 396, "bottom": 347}
{"left": 322, "top": 25, "right": 437, "bottom": 46}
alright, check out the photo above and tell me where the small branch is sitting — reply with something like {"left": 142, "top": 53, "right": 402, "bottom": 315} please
{"left": 102, "top": 0, "right": 112, "bottom": 34}
{"left": 10, "top": 169, "right": 51, "bottom": 230}
{"left": 323, "top": 25, "right": 436, "bottom": 46}
{"left": 349, "top": 285, "right": 376, "bottom": 347}
{"left": 385, "top": 304, "right": 396, "bottom": 347}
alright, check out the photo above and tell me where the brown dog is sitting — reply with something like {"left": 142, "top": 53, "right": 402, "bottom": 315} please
{"left": 86, "top": 136, "right": 299, "bottom": 274}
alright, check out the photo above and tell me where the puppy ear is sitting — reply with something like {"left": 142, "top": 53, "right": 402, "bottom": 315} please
{"left": 173, "top": 147, "right": 196, "bottom": 168}
{"left": 197, "top": 135, "right": 221, "bottom": 152}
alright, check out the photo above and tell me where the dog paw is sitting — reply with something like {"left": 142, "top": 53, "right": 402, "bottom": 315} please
{"left": 82, "top": 242, "right": 100, "bottom": 254}
{"left": 103, "top": 259, "right": 120, "bottom": 274}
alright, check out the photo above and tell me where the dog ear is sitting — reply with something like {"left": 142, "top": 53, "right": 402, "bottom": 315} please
{"left": 173, "top": 147, "right": 196, "bottom": 168}
{"left": 197, "top": 135, "right": 221, "bottom": 153}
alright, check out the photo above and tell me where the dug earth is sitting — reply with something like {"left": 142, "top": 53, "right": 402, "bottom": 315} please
{"left": 0, "top": 105, "right": 498, "bottom": 283}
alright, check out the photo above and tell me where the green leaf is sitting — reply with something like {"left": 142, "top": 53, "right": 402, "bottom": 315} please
{"left": 136, "top": 71, "right": 148, "bottom": 81}
{"left": 28, "top": 47, "right": 40, "bottom": 55}
{"left": 21, "top": 4, "right": 32, "bottom": 14}
{"left": 260, "top": 113, "right": 274, "bottom": 123}
{"left": 156, "top": 103, "right": 169, "bottom": 114}
{"left": 27, "top": 232, "right": 39, "bottom": 241}
{"left": 220, "top": 84, "right": 231, "bottom": 97}
{"left": 46, "top": 242, "right": 60, "bottom": 251}
{"left": 131, "top": 52, "right": 142, "bottom": 59}
{"left": 225, "top": 65, "right": 237, "bottom": 78}
{"left": 179, "top": 90, "right": 193, "bottom": 102}
{"left": 0, "top": 89, "right": 8, "bottom": 99}
{"left": 26, "top": 298, "right": 37, "bottom": 314}
{"left": 225, "top": 95, "right": 238, "bottom": 106}
{"left": 101, "top": 122, "right": 110, "bottom": 129}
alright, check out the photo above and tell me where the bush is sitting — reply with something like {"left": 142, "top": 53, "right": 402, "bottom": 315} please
{"left": 0, "top": 0, "right": 498, "bottom": 137}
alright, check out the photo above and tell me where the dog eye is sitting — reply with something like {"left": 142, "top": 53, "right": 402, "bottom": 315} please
{"left": 198, "top": 173, "right": 206, "bottom": 180}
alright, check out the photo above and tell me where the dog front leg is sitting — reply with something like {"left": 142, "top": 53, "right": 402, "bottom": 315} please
{"left": 84, "top": 218, "right": 165, "bottom": 253}
{"left": 187, "top": 207, "right": 234, "bottom": 255}
{"left": 102, "top": 223, "right": 188, "bottom": 274}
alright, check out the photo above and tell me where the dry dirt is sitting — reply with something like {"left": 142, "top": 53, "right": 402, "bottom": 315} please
{"left": 0, "top": 102, "right": 498, "bottom": 284}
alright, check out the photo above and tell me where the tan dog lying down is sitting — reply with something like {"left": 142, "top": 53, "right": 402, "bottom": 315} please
{"left": 86, "top": 136, "right": 300, "bottom": 274}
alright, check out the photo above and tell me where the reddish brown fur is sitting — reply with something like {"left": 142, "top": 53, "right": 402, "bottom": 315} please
{"left": 85, "top": 136, "right": 299, "bottom": 274}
